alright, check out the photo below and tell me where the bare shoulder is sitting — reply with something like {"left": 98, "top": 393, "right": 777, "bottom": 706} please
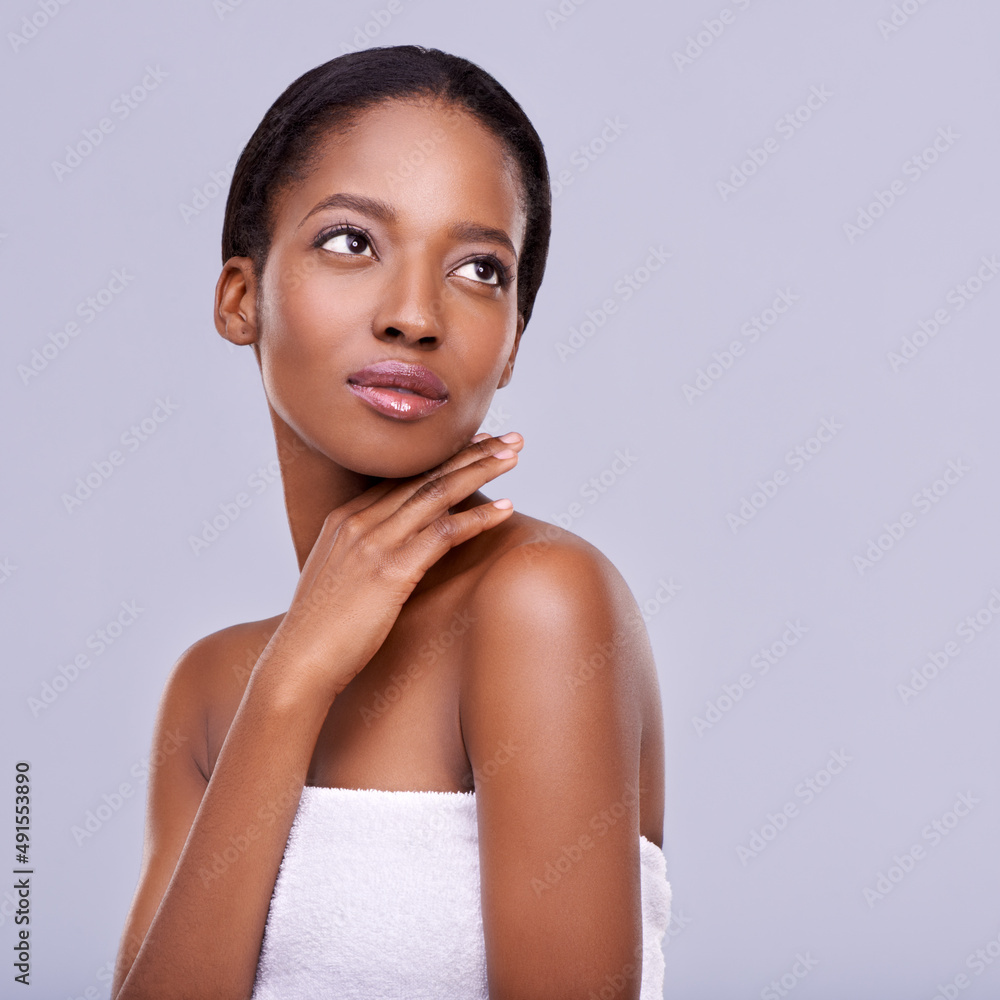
{"left": 111, "top": 612, "right": 286, "bottom": 995}
{"left": 462, "top": 508, "right": 663, "bottom": 748}
{"left": 468, "top": 511, "right": 654, "bottom": 672}
{"left": 458, "top": 513, "right": 665, "bottom": 992}
{"left": 158, "top": 613, "right": 285, "bottom": 779}
{"left": 461, "top": 511, "right": 665, "bottom": 845}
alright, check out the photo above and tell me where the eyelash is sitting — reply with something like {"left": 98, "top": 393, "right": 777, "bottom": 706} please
{"left": 313, "top": 221, "right": 514, "bottom": 288}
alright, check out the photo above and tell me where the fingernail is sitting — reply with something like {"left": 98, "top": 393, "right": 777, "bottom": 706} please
{"left": 494, "top": 448, "right": 516, "bottom": 459}
{"left": 499, "top": 432, "right": 521, "bottom": 443}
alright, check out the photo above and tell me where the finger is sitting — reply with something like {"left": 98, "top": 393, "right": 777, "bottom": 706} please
{"left": 405, "top": 495, "right": 516, "bottom": 571}
{"left": 419, "top": 432, "right": 523, "bottom": 484}
{"left": 376, "top": 447, "right": 520, "bottom": 537}
{"left": 365, "top": 433, "right": 523, "bottom": 510}
{"left": 329, "top": 434, "right": 524, "bottom": 531}
{"left": 320, "top": 477, "right": 400, "bottom": 527}
{"left": 333, "top": 435, "right": 519, "bottom": 518}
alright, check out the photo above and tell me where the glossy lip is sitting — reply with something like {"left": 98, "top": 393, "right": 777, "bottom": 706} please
{"left": 346, "top": 360, "right": 449, "bottom": 422}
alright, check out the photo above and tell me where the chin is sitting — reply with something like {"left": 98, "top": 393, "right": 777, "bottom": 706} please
{"left": 334, "top": 431, "right": 467, "bottom": 481}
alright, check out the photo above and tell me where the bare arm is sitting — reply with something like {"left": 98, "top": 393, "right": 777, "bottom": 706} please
{"left": 110, "top": 631, "right": 339, "bottom": 999}
{"left": 463, "top": 539, "right": 656, "bottom": 1000}
{"left": 111, "top": 434, "right": 524, "bottom": 1000}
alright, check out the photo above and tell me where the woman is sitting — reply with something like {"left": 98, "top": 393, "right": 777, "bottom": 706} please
{"left": 111, "top": 45, "right": 670, "bottom": 1000}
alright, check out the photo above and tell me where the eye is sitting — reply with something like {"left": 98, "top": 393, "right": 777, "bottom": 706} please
{"left": 454, "top": 258, "right": 507, "bottom": 286}
{"left": 320, "top": 226, "right": 375, "bottom": 258}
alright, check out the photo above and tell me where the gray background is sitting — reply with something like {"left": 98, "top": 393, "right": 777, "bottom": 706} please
{"left": 2, "top": 1, "right": 999, "bottom": 997}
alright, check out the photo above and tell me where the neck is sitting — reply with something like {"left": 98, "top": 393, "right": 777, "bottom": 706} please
{"left": 267, "top": 403, "right": 484, "bottom": 590}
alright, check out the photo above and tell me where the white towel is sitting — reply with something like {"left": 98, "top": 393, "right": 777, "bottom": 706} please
{"left": 251, "top": 785, "right": 671, "bottom": 999}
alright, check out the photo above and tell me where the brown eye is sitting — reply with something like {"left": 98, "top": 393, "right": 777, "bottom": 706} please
{"left": 455, "top": 259, "right": 501, "bottom": 286}
{"left": 322, "top": 229, "right": 375, "bottom": 257}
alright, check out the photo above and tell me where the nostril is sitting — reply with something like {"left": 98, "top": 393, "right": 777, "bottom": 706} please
{"left": 379, "top": 325, "right": 437, "bottom": 346}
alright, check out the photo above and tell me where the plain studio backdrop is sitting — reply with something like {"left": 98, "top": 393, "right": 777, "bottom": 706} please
{"left": 2, "top": 1, "right": 999, "bottom": 997}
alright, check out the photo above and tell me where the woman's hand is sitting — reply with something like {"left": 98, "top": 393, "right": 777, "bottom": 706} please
{"left": 262, "top": 431, "right": 524, "bottom": 701}
{"left": 111, "top": 429, "right": 524, "bottom": 1000}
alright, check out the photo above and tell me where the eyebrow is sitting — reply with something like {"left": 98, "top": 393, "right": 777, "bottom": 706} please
{"left": 297, "top": 192, "right": 396, "bottom": 229}
{"left": 448, "top": 221, "right": 518, "bottom": 265}
{"left": 298, "top": 192, "right": 518, "bottom": 264}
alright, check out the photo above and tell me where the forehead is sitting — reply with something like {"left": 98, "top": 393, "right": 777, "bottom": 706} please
{"left": 274, "top": 98, "right": 527, "bottom": 254}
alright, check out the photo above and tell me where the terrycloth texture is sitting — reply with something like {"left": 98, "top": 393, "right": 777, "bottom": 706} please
{"left": 251, "top": 785, "right": 671, "bottom": 999}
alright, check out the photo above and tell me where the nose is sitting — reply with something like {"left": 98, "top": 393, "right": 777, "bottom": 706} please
{"left": 372, "top": 257, "right": 445, "bottom": 349}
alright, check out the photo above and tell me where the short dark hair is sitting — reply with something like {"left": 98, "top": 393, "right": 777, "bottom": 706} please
{"left": 221, "top": 45, "right": 552, "bottom": 330}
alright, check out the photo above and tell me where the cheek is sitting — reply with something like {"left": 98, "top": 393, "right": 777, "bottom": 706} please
{"left": 441, "top": 288, "right": 518, "bottom": 369}
{"left": 261, "top": 271, "right": 367, "bottom": 375}
{"left": 452, "top": 336, "right": 515, "bottom": 422}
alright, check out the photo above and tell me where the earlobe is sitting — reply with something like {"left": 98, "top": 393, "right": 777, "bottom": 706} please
{"left": 497, "top": 313, "right": 525, "bottom": 389}
{"left": 214, "top": 257, "right": 259, "bottom": 348}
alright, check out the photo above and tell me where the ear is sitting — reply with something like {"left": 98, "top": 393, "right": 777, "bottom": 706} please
{"left": 496, "top": 313, "right": 524, "bottom": 389}
{"left": 214, "top": 257, "right": 259, "bottom": 355}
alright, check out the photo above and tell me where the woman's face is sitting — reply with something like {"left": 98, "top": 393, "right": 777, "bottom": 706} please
{"left": 246, "top": 97, "right": 527, "bottom": 479}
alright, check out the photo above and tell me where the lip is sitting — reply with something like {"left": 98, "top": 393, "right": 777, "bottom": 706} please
{"left": 347, "top": 360, "right": 449, "bottom": 421}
